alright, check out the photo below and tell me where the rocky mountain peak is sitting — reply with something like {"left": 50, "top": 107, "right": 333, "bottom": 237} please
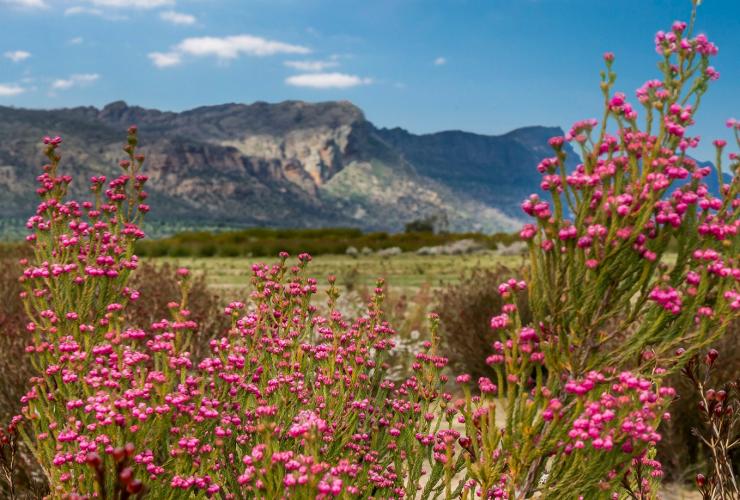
{"left": 0, "top": 100, "right": 572, "bottom": 236}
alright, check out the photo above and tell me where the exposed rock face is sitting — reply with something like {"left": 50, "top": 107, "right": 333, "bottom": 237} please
{"left": 0, "top": 100, "right": 576, "bottom": 236}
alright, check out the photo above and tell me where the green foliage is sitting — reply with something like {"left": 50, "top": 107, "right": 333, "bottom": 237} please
{"left": 135, "top": 227, "right": 518, "bottom": 258}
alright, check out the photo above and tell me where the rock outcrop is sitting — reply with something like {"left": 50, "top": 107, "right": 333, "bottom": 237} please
{"left": 0, "top": 100, "right": 577, "bottom": 237}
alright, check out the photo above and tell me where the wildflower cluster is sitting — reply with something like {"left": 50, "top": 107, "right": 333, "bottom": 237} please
{"left": 435, "top": 4, "right": 739, "bottom": 498}
{"left": 14, "top": 131, "right": 466, "bottom": 498}
{"left": 518, "top": 11, "right": 739, "bottom": 374}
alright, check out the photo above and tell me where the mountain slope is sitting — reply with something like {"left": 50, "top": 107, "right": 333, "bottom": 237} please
{"left": 0, "top": 100, "right": 573, "bottom": 236}
{"left": 376, "top": 126, "right": 580, "bottom": 216}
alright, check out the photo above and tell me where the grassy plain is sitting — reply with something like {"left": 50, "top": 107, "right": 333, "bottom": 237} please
{"left": 150, "top": 251, "right": 527, "bottom": 292}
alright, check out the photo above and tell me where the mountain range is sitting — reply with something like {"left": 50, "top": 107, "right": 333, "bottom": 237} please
{"left": 0, "top": 100, "right": 578, "bottom": 237}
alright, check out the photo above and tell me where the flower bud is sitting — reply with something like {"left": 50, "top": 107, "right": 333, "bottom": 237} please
{"left": 85, "top": 452, "right": 102, "bottom": 469}
{"left": 112, "top": 446, "right": 126, "bottom": 462}
{"left": 119, "top": 466, "right": 133, "bottom": 485}
{"left": 705, "top": 349, "right": 719, "bottom": 365}
{"left": 127, "top": 479, "right": 143, "bottom": 494}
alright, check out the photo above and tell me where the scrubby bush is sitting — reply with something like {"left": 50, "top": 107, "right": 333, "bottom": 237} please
{"left": 0, "top": 256, "right": 227, "bottom": 498}
{"left": 0, "top": 257, "right": 48, "bottom": 499}
{"left": 0, "top": 258, "right": 29, "bottom": 424}
{"left": 436, "top": 267, "right": 531, "bottom": 382}
{"left": 445, "top": 5, "right": 739, "bottom": 497}
{"left": 8, "top": 129, "right": 460, "bottom": 498}
{"left": 681, "top": 346, "right": 740, "bottom": 499}
{"left": 126, "top": 261, "right": 229, "bottom": 362}
{"left": 0, "top": 243, "right": 25, "bottom": 260}
{"left": 374, "top": 283, "right": 435, "bottom": 380}
{"left": 657, "top": 321, "right": 740, "bottom": 484}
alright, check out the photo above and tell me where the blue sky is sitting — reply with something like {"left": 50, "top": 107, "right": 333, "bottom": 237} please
{"left": 0, "top": 0, "right": 738, "bottom": 161}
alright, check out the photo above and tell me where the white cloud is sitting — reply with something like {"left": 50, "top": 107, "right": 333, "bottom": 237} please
{"left": 64, "top": 0, "right": 171, "bottom": 17}
{"left": 0, "top": 83, "right": 25, "bottom": 97}
{"left": 149, "top": 51, "right": 182, "bottom": 68}
{"left": 82, "top": 0, "right": 173, "bottom": 8}
{"left": 178, "top": 35, "right": 309, "bottom": 59}
{"left": 65, "top": 6, "right": 98, "bottom": 15}
{"left": 285, "top": 72, "right": 371, "bottom": 89}
{"left": 68, "top": 36, "right": 84, "bottom": 45}
{"left": 4, "top": 50, "right": 31, "bottom": 62}
{"left": 150, "top": 34, "right": 310, "bottom": 68}
{"left": 434, "top": 57, "right": 447, "bottom": 66}
{"left": 284, "top": 60, "right": 339, "bottom": 72}
{"left": 4, "top": 0, "right": 172, "bottom": 11}
{"left": 1, "top": 0, "right": 47, "bottom": 8}
{"left": 51, "top": 73, "right": 99, "bottom": 90}
{"left": 64, "top": 6, "right": 127, "bottom": 20}
{"left": 160, "top": 10, "right": 196, "bottom": 25}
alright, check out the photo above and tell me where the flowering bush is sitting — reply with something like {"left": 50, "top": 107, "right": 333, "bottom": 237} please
{"left": 2, "top": 2, "right": 738, "bottom": 499}
{"left": 10, "top": 128, "right": 467, "bottom": 498}
{"left": 444, "top": 4, "right": 739, "bottom": 498}
{"left": 0, "top": 256, "right": 229, "bottom": 498}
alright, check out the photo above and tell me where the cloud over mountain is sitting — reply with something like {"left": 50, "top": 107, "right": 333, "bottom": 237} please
{"left": 286, "top": 73, "right": 371, "bottom": 89}
{"left": 51, "top": 73, "right": 99, "bottom": 90}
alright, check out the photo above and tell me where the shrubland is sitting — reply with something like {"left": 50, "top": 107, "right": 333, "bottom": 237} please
{"left": 0, "top": 2, "right": 738, "bottom": 498}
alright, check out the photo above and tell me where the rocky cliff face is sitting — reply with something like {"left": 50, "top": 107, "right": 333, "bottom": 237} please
{"left": 0, "top": 100, "right": 574, "bottom": 236}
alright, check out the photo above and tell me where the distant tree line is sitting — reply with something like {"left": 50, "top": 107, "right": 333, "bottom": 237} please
{"left": 133, "top": 227, "right": 519, "bottom": 258}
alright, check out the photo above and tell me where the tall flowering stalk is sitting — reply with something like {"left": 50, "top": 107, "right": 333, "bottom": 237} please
{"left": 450, "top": 3, "right": 739, "bottom": 498}
{"left": 18, "top": 127, "right": 151, "bottom": 495}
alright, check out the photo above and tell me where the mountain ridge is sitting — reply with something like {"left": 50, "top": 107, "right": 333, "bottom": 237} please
{"left": 0, "top": 100, "right": 577, "bottom": 237}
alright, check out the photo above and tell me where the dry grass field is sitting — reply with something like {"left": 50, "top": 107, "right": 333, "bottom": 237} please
{"left": 149, "top": 251, "right": 527, "bottom": 292}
